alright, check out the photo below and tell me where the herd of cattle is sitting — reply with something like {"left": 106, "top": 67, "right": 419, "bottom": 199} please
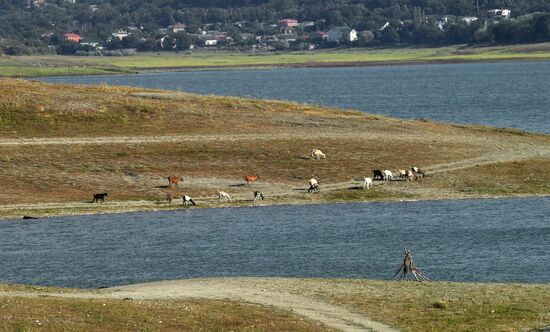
{"left": 91, "top": 148, "right": 425, "bottom": 206}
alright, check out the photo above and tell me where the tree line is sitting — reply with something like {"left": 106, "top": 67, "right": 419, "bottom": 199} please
{"left": 1, "top": 0, "right": 550, "bottom": 55}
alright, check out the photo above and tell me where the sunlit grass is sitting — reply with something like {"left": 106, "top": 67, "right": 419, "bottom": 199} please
{"left": 2, "top": 43, "right": 550, "bottom": 77}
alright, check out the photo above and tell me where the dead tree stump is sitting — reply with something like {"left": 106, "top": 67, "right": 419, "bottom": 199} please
{"left": 393, "top": 248, "right": 430, "bottom": 281}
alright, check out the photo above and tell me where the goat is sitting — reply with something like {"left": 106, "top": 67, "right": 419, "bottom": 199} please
{"left": 308, "top": 178, "right": 320, "bottom": 192}
{"left": 218, "top": 190, "right": 232, "bottom": 202}
{"left": 372, "top": 170, "right": 384, "bottom": 180}
{"left": 92, "top": 193, "right": 108, "bottom": 203}
{"left": 253, "top": 191, "right": 265, "bottom": 202}
{"left": 183, "top": 195, "right": 196, "bottom": 206}
{"left": 310, "top": 148, "right": 326, "bottom": 160}
{"left": 363, "top": 177, "right": 373, "bottom": 190}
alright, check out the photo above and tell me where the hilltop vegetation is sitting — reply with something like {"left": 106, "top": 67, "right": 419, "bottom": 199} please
{"left": 1, "top": 0, "right": 550, "bottom": 55}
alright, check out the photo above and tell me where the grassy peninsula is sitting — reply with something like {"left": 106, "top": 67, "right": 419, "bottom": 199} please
{"left": 0, "top": 78, "right": 549, "bottom": 219}
{"left": 2, "top": 43, "right": 550, "bottom": 77}
{"left": 1, "top": 79, "right": 550, "bottom": 332}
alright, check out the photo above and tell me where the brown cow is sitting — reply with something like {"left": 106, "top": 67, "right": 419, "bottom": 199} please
{"left": 244, "top": 175, "right": 259, "bottom": 185}
{"left": 167, "top": 175, "right": 182, "bottom": 188}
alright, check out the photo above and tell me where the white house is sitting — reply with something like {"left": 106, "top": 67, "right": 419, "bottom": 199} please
{"left": 488, "top": 9, "right": 511, "bottom": 19}
{"left": 204, "top": 39, "right": 218, "bottom": 46}
{"left": 327, "top": 26, "right": 358, "bottom": 43}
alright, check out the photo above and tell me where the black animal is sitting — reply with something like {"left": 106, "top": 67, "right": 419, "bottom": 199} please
{"left": 22, "top": 216, "right": 38, "bottom": 219}
{"left": 373, "top": 170, "right": 384, "bottom": 180}
{"left": 92, "top": 193, "right": 108, "bottom": 203}
{"left": 253, "top": 191, "right": 265, "bottom": 202}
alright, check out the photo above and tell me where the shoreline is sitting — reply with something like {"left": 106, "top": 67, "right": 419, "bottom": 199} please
{"left": 12, "top": 56, "right": 550, "bottom": 79}
{"left": 1, "top": 192, "right": 548, "bottom": 221}
{"left": 134, "top": 56, "right": 550, "bottom": 73}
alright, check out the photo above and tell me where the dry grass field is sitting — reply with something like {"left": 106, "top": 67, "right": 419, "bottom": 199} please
{"left": 0, "top": 78, "right": 549, "bottom": 218}
{"left": 0, "top": 287, "right": 328, "bottom": 331}
{"left": 1, "top": 278, "right": 549, "bottom": 332}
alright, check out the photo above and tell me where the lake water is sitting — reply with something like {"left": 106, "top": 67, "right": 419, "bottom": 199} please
{"left": 1, "top": 197, "right": 548, "bottom": 288}
{"left": 40, "top": 61, "right": 550, "bottom": 133}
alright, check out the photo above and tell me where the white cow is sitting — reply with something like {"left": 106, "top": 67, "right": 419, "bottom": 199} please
{"left": 383, "top": 170, "right": 393, "bottom": 181}
{"left": 310, "top": 148, "right": 326, "bottom": 160}
{"left": 363, "top": 177, "right": 373, "bottom": 190}
{"left": 398, "top": 169, "right": 407, "bottom": 179}
{"left": 218, "top": 190, "right": 232, "bottom": 202}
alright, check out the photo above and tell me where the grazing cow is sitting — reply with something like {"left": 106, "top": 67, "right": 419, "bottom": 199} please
{"left": 310, "top": 148, "right": 326, "bottom": 160}
{"left": 218, "top": 190, "right": 232, "bottom": 202}
{"left": 165, "top": 193, "right": 173, "bottom": 204}
{"left": 398, "top": 169, "right": 407, "bottom": 179}
{"left": 92, "top": 193, "right": 108, "bottom": 203}
{"left": 253, "top": 191, "right": 265, "bottom": 202}
{"left": 244, "top": 175, "right": 259, "bottom": 185}
{"left": 167, "top": 175, "right": 182, "bottom": 188}
{"left": 383, "top": 170, "right": 393, "bottom": 181}
{"left": 183, "top": 195, "right": 196, "bottom": 206}
{"left": 308, "top": 178, "right": 320, "bottom": 192}
{"left": 373, "top": 170, "right": 384, "bottom": 180}
{"left": 363, "top": 177, "right": 373, "bottom": 190}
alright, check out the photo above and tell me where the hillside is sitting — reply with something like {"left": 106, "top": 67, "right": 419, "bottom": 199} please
{"left": 0, "top": 78, "right": 549, "bottom": 218}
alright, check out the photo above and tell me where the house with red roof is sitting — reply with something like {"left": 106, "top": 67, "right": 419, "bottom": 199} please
{"left": 63, "top": 32, "right": 81, "bottom": 43}
{"left": 279, "top": 19, "right": 299, "bottom": 27}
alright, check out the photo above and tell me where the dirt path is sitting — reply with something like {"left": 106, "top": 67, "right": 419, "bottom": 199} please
{"left": 426, "top": 145, "right": 550, "bottom": 174}
{"left": 0, "top": 278, "right": 398, "bottom": 332}
{"left": 0, "top": 132, "right": 396, "bottom": 146}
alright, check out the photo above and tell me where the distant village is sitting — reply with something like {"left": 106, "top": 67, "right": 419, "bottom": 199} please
{"left": 55, "top": 8, "right": 515, "bottom": 55}
{"left": 10, "top": 0, "right": 531, "bottom": 55}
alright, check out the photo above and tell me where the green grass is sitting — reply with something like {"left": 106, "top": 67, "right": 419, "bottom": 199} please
{"left": 2, "top": 43, "right": 550, "bottom": 77}
{"left": 0, "top": 65, "right": 130, "bottom": 77}
{"left": 69, "top": 44, "right": 550, "bottom": 69}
